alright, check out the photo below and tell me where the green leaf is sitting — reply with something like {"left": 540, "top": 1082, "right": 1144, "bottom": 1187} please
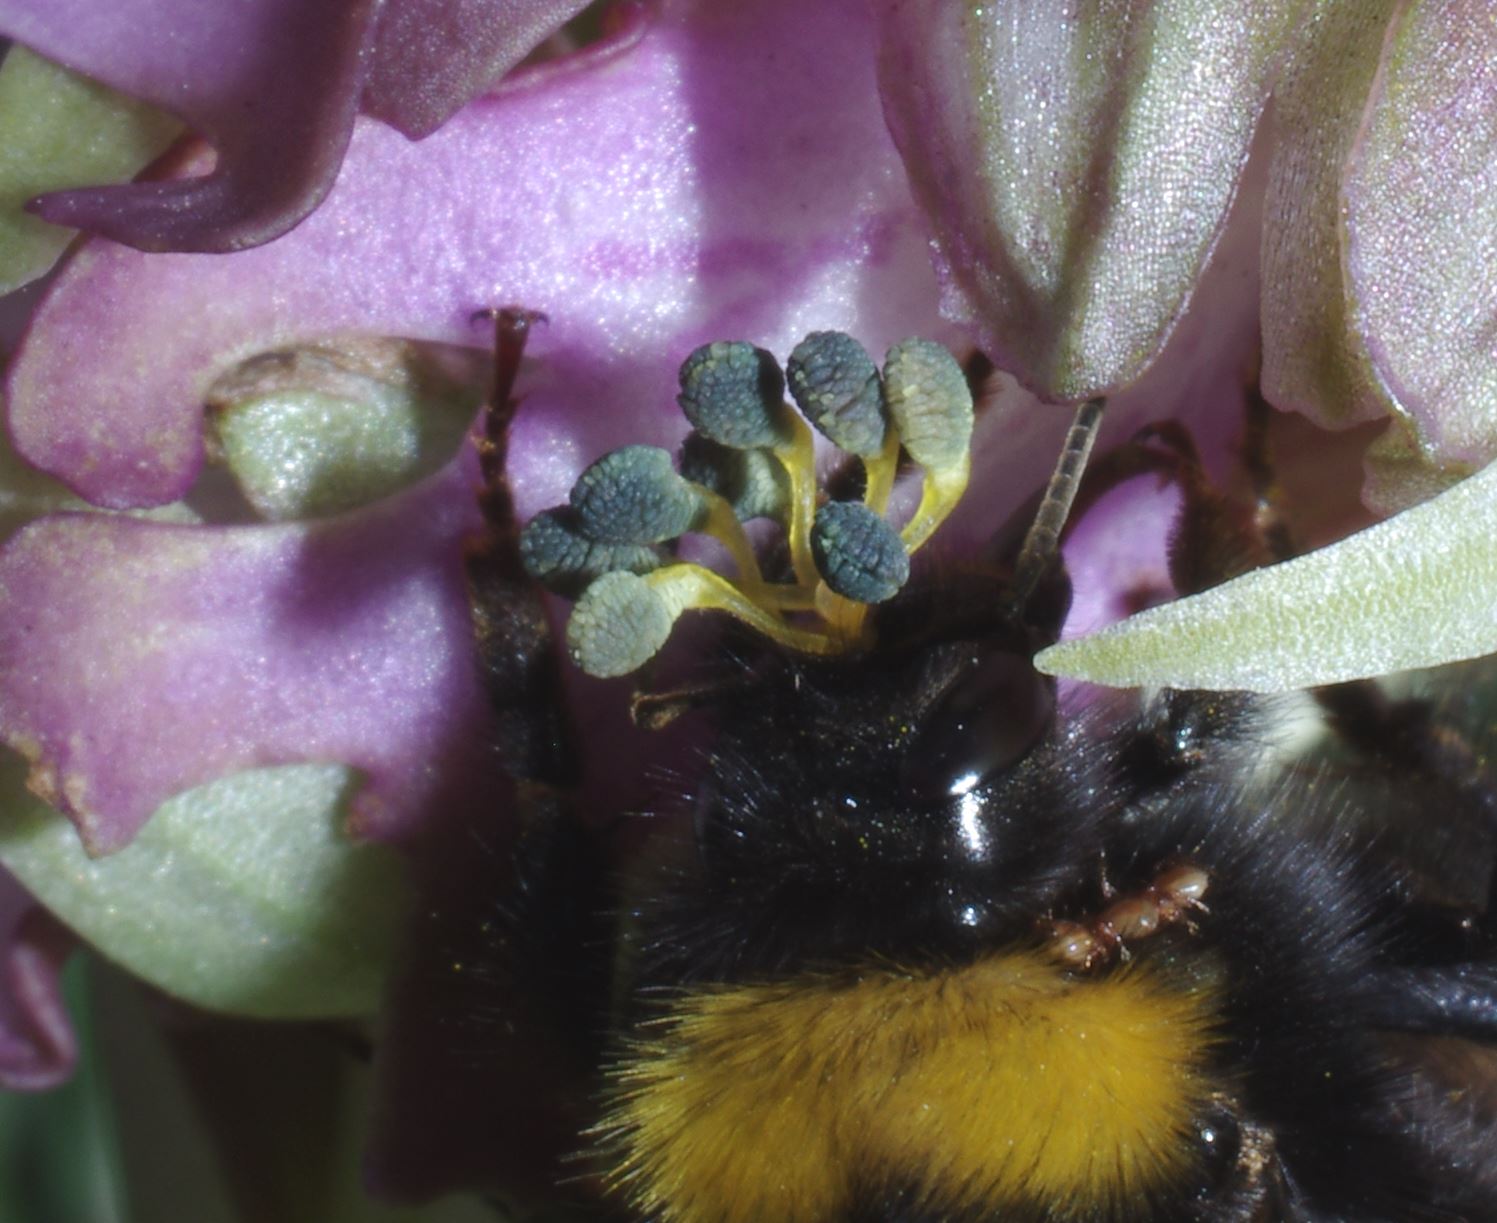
{"left": 0, "top": 46, "right": 179, "bottom": 293}
{"left": 0, "top": 756, "right": 409, "bottom": 1018}
{"left": 0, "top": 959, "right": 127, "bottom": 1223}
{"left": 1035, "top": 461, "right": 1497, "bottom": 692}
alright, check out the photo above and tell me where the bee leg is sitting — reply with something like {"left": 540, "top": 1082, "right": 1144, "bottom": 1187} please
{"left": 1236, "top": 387, "right": 1497, "bottom": 922}
{"left": 1240, "top": 381, "right": 1297, "bottom": 562}
{"left": 1055, "top": 410, "right": 1274, "bottom": 604}
{"left": 1126, "top": 419, "right": 1279, "bottom": 595}
{"left": 1356, "top": 963, "right": 1497, "bottom": 1042}
{"left": 1087, "top": 400, "right": 1497, "bottom": 935}
{"left": 1177, "top": 1092, "right": 1335, "bottom": 1223}
{"left": 436, "top": 308, "right": 618, "bottom": 1208}
{"left": 466, "top": 305, "right": 578, "bottom": 789}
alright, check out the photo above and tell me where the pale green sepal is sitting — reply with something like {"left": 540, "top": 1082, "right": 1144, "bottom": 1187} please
{"left": 1036, "top": 462, "right": 1497, "bottom": 692}
{"left": 0, "top": 757, "right": 409, "bottom": 1019}
{"left": 1341, "top": 2, "right": 1497, "bottom": 478}
{"left": 874, "top": 0, "right": 1309, "bottom": 401}
{"left": 1362, "top": 415, "right": 1470, "bottom": 517}
{"left": 1259, "top": 0, "right": 1398, "bottom": 432}
{"left": 206, "top": 340, "right": 484, "bottom": 521}
{"left": 1264, "top": 2, "right": 1497, "bottom": 501}
{"left": 0, "top": 46, "right": 178, "bottom": 294}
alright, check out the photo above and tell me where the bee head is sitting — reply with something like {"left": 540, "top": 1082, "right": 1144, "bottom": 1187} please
{"left": 527, "top": 333, "right": 1107, "bottom": 955}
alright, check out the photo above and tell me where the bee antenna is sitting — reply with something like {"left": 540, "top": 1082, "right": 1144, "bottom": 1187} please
{"left": 472, "top": 306, "right": 548, "bottom": 436}
{"left": 1005, "top": 397, "right": 1105, "bottom": 616}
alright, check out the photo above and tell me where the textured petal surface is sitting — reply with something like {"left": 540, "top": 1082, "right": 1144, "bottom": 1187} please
{"left": 363, "top": 0, "right": 591, "bottom": 138}
{"left": 1259, "top": 0, "right": 1397, "bottom": 431}
{"left": 1342, "top": 3, "right": 1497, "bottom": 481}
{"left": 0, "top": 0, "right": 377, "bottom": 252}
{"left": 0, "top": 45, "right": 177, "bottom": 292}
{"left": 7, "top": 0, "right": 946, "bottom": 508}
{"left": 1060, "top": 476, "right": 1182, "bottom": 640}
{"left": 0, "top": 867, "right": 75, "bottom": 1091}
{"left": 0, "top": 757, "right": 407, "bottom": 1018}
{"left": 1262, "top": 1, "right": 1497, "bottom": 510}
{"left": 872, "top": 0, "right": 1306, "bottom": 400}
{"left": 941, "top": 144, "right": 1268, "bottom": 557}
{"left": 0, "top": 465, "right": 499, "bottom": 854}
{"left": 1036, "top": 459, "right": 1497, "bottom": 692}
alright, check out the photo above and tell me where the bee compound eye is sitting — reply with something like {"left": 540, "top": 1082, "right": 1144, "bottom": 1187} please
{"left": 901, "top": 651, "right": 1056, "bottom": 803}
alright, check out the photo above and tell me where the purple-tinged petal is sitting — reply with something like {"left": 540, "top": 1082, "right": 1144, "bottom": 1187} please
{"left": 941, "top": 142, "right": 1269, "bottom": 559}
{"left": 0, "top": 0, "right": 378, "bottom": 252}
{"left": 1062, "top": 476, "right": 1182, "bottom": 641}
{"left": 1259, "top": 1, "right": 1398, "bottom": 435}
{"left": 871, "top": 0, "right": 1308, "bottom": 402}
{"left": 362, "top": 0, "right": 593, "bottom": 139}
{"left": 0, "top": 463, "right": 500, "bottom": 855}
{"left": 1342, "top": 2, "right": 1497, "bottom": 489}
{"left": 8, "top": 0, "right": 947, "bottom": 509}
{"left": 0, "top": 868, "right": 76, "bottom": 1091}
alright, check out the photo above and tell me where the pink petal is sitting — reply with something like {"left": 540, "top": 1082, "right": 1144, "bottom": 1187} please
{"left": 1342, "top": 2, "right": 1497, "bottom": 475}
{"left": 0, "top": 0, "right": 378, "bottom": 252}
{"left": 0, "top": 868, "right": 76, "bottom": 1091}
{"left": 1062, "top": 475, "right": 1183, "bottom": 640}
{"left": 0, "top": 464, "right": 502, "bottom": 854}
{"left": 870, "top": 0, "right": 1303, "bottom": 402}
{"left": 362, "top": 0, "right": 593, "bottom": 139}
{"left": 7, "top": 0, "right": 946, "bottom": 509}
{"left": 0, "top": 0, "right": 589, "bottom": 252}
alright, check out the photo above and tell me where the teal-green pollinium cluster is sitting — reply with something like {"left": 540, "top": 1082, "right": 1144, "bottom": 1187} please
{"left": 520, "top": 332, "right": 975, "bottom": 678}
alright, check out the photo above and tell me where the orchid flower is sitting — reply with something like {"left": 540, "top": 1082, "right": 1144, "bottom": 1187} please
{"left": 0, "top": 0, "right": 1494, "bottom": 1212}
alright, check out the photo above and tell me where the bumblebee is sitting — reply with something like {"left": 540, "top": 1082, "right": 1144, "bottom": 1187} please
{"left": 459, "top": 308, "right": 1497, "bottom": 1222}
